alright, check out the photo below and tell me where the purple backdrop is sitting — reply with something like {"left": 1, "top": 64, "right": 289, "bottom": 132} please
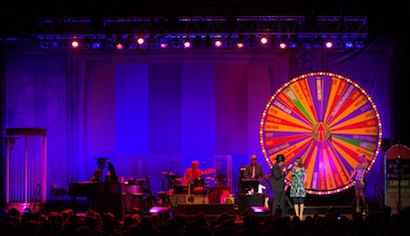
{"left": 0, "top": 38, "right": 400, "bottom": 204}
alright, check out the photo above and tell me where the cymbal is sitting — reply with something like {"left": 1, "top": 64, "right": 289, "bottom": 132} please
{"left": 175, "top": 178, "right": 183, "bottom": 182}
{"left": 202, "top": 169, "right": 214, "bottom": 174}
{"left": 161, "top": 171, "right": 176, "bottom": 176}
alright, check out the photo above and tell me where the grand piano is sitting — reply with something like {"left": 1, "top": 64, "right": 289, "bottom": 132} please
{"left": 69, "top": 181, "right": 123, "bottom": 218}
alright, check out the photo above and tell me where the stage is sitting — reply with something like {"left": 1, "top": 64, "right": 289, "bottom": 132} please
{"left": 40, "top": 188, "right": 373, "bottom": 222}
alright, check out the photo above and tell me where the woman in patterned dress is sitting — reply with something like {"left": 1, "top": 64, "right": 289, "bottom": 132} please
{"left": 290, "top": 157, "right": 307, "bottom": 220}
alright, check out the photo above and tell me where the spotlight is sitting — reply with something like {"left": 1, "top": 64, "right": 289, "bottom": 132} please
{"left": 71, "top": 40, "right": 80, "bottom": 48}
{"left": 260, "top": 36, "right": 268, "bottom": 45}
{"left": 355, "top": 41, "right": 364, "bottom": 48}
{"left": 160, "top": 39, "right": 168, "bottom": 49}
{"left": 279, "top": 42, "right": 287, "bottom": 49}
{"left": 325, "top": 41, "right": 333, "bottom": 49}
{"left": 345, "top": 41, "right": 353, "bottom": 48}
{"left": 137, "top": 37, "right": 145, "bottom": 45}
{"left": 136, "top": 38, "right": 149, "bottom": 49}
{"left": 214, "top": 40, "right": 223, "bottom": 48}
{"left": 50, "top": 41, "right": 59, "bottom": 49}
{"left": 116, "top": 42, "right": 124, "bottom": 50}
{"left": 183, "top": 41, "right": 191, "bottom": 49}
{"left": 236, "top": 42, "right": 244, "bottom": 48}
{"left": 91, "top": 42, "right": 101, "bottom": 49}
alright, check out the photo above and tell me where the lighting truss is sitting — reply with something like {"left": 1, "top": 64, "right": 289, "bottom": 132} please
{"left": 2, "top": 16, "right": 368, "bottom": 51}
{"left": 34, "top": 15, "right": 367, "bottom": 38}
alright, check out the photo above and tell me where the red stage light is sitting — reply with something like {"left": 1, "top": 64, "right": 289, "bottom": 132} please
{"left": 116, "top": 42, "right": 124, "bottom": 50}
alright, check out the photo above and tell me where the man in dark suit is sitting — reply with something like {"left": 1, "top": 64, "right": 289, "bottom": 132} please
{"left": 244, "top": 154, "right": 264, "bottom": 180}
{"left": 271, "top": 154, "right": 286, "bottom": 217}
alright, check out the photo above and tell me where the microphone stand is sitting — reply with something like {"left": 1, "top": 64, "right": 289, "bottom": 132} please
{"left": 163, "top": 160, "right": 176, "bottom": 206}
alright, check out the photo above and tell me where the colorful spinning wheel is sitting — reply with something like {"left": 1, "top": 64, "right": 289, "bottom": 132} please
{"left": 260, "top": 72, "right": 382, "bottom": 195}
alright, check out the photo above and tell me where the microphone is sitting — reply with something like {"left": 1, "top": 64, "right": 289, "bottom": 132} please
{"left": 172, "top": 159, "right": 178, "bottom": 162}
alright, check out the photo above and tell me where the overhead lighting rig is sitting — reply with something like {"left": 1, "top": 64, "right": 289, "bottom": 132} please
{"left": 29, "top": 15, "right": 368, "bottom": 51}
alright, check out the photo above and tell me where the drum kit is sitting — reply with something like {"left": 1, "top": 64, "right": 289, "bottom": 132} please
{"left": 161, "top": 168, "right": 215, "bottom": 195}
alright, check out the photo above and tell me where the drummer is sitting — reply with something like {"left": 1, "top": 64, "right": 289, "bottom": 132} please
{"left": 182, "top": 160, "right": 202, "bottom": 186}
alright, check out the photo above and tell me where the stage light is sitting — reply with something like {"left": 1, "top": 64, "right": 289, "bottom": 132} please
{"left": 71, "top": 40, "right": 80, "bottom": 48}
{"left": 50, "top": 41, "right": 59, "bottom": 49}
{"left": 91, "top": 42, "right": 101, "bottom": 49}
{"left": 355, "top": 41, "right": 364, "bottom": 48}
{"left": 183, "top": 41, "right": 191, "bottom": 49}
{"left": 279, "top": 42, "right": 287, "bottom": 49}
{"left": 214, "top": 40, "right": 223, "bottom": 48}
{"left": 260, "top": 36, "right": 268, "bottom": 45}
{"left": 116, "top": 42, "right": 124, "bottom": 50}
{"left": 325, "top": 41, "right": 333, "bottom": 49}
{"left": 137, "top": 37, "right": 145, "bottom": 45}
{"left": 237, "top": 42, "right": 244, "bottom": 48}
{"left": 160, "top": 43, "right": 168, "bottom": 49}
{"left": 289, "top": 42, "right": 297, "bottom": 48}
{"left": 345, "top": 41, "right": 353, "bottom": 48}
